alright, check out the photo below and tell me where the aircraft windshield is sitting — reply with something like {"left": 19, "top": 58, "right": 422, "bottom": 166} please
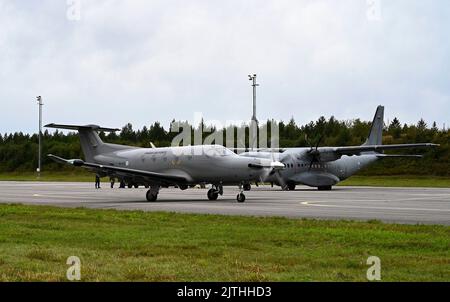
{"left": 206, "top": 146, "right": 235, "bottom": 157}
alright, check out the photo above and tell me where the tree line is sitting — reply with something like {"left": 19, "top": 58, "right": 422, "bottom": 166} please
{"left": 0, "top": 117, "right": 448, "bottom": 176}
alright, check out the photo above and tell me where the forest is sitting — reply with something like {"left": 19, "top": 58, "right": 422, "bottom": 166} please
{"left": 0, "top": 116, "right": 448, "bottom": 176}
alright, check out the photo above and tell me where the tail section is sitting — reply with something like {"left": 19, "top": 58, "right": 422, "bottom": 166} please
{"left": 363, "top": 105, "right": 384, "bottom": 146}
{"left": 45, "top": 124, "right": 121, "bottom": 162}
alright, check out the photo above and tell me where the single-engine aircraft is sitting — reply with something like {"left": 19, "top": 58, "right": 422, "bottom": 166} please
{"left": 45, "top": 124, "right": 284, "bottom": 202}
{"left": 239, "top": 106, "right": 439, "bottom": 191}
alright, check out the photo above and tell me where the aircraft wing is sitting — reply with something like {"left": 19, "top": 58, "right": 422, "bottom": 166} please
{"left": 300, "top": 143, "right": 439, "bottom": 163}
{"left": 375, "top": 154, "right": 424, "bottom": 158}
{"left": 330, "top": 143, "right": 439, "bottom": 155}
{"left": 48, "top": 154, "right": 188, "bottom": 184}
{"left": 231, "top": 148, "right": 285, "bottom": 153}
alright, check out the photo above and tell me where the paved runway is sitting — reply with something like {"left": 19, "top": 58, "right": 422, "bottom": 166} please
{"left": 0, "top": 182, "right": 449, "bottom": 225}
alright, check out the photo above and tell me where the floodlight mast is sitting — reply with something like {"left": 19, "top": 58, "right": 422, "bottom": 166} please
{"left": 248, "top": 74, "right": 259, "bottom": 124}
{"left": 37, "top": 96, "right": 43, "bottom": 178}
{"left": 248, "top": 74, "right": 259, "bottom": 150}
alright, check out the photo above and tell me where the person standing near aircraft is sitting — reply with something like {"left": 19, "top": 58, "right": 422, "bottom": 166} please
{"left": 95, "top": 174, "right": 101, "bottom": 189}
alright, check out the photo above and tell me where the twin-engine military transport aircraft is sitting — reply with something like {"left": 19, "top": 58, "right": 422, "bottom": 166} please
{"left": 239, "top": 106, "right": 439, "bottom": 191}
{"left": 45, "top": 124, "right": 285, "bottom": 202}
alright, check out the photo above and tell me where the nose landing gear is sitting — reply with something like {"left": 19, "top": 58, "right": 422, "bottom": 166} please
{"left": 236, "top": 192, "right": 246, "bottom": 203}
{"left": 236, "top": 184, "right": 246, "bottom": 203}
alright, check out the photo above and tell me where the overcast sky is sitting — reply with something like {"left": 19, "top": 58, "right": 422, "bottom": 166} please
{"left": 1, "top": 0, "right": 449, "bottom": 134}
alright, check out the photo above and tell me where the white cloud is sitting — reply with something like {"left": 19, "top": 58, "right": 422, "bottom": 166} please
{"left": 0, "top": 0, "right": 449, "bottom": 133}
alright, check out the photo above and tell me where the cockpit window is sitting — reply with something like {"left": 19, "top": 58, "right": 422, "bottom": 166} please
{"left": 205, "top": 145, "right": 235, "bottom": 157}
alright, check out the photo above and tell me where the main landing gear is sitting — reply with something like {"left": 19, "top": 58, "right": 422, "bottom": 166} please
{"left": 243, "top": 183, "right": 251, "bottom": 191}
{"left": 207, "top": 184, "right": 223, "bottom": 201}
{"left": 286, "top": 183, "right": 296, "bottom": 191}
{"left": 146, "top": 186, "right": 160, "bottom": 202}
{"left": 207, "top": 184, "right": 246, "bottom": 203}
{"left": 318, "top": 185, "right": 332, "bottom": 191}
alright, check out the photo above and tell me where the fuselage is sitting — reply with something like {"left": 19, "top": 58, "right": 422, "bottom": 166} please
{"left": 92, "top": 144, "right": 273, "bottom": 185}
{"left": 240, "top": 148, "right": 378, "bottom": 187}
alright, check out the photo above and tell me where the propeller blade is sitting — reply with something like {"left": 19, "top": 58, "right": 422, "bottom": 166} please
{"left": 308, "top": 160, "right": 314, "bottom": 171}
{"left": 274, "top": 171, "right": 288, "bottom": 190}
{"left": 315, "top": 135, "right": 323, "bottom": 150}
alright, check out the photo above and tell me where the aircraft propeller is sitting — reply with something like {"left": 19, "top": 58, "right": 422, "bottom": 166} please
{"left": 263, "top": 151, "right": 288, "bottom": 190}
{"left": 305, "top": 134, "right": 324, "bottom": 171}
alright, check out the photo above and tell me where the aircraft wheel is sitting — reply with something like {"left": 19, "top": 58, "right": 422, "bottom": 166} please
{"left": 146, "top": 190, "right": 158, "bottom": 202}
{"left": 128, "top": 184, "right": 133, "bottom": 189}
{"left": 243, "top": 183, "right": 251, "bottom": 191}
{"left": 134, "top": 184, "right": 139, "bottom": 189}
{"left": 318, "top": 186, "right": 332, "bottom": 191}
{"left": 207, "top": 189, "right": 219, "bottom": 201}
{"left": 287, "top": 183, "right": 296, "bottom": 191}
{"left": 236, "top": 193, "right": 246, "bottom": 203}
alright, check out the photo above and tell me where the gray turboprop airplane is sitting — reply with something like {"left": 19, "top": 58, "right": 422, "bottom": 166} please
{"left": 239, "top": 106, "right": 439, "bottom": 191}
{"left": 45, "top": 124, "right": 284, "bottom": 202}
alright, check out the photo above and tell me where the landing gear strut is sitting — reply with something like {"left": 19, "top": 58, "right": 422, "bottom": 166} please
{"left": 146, "top": 186, "right": 160, "bottom": 202}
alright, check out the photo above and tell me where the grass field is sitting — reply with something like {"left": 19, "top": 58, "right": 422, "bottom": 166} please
{"left": 1, "top": 172, "right": 449, "bottom": 188}
{"left": 0, "top": 204, "right": 448, "bottom": 282}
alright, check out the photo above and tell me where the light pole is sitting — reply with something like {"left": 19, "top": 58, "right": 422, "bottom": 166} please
{"left": 37, "top": 96, "right": 43, "bottom": 178}
{"left": 248, "top": 74, "right": 259, "bottom": 150}
{"left": 248, "top": 74, "right": 259, "bottom": 124}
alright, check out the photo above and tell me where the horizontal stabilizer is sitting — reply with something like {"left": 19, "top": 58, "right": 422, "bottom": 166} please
{"left": 48, "top": 154, "right": 84, "bottom": 166}
{"left": 45, "top": 123, "right": 120, "bottom": 132}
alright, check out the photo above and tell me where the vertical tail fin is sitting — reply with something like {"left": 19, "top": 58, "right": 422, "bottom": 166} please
{"left": 363, "top": 105, "right": 384, "bottom": 146}
{"left": 45, "top": 124, "right": 120, "bottom": 162}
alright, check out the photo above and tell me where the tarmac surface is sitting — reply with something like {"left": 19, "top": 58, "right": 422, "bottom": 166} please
{"left": 0, "top": 182, "right": 449, "bottom": 225}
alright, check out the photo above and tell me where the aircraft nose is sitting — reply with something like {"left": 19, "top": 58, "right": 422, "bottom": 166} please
{"left": 249, "top": 158, "right": 285, "bottom": 170}
{"left": 271, "top": 161, "right": 285, "bottom": 170}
